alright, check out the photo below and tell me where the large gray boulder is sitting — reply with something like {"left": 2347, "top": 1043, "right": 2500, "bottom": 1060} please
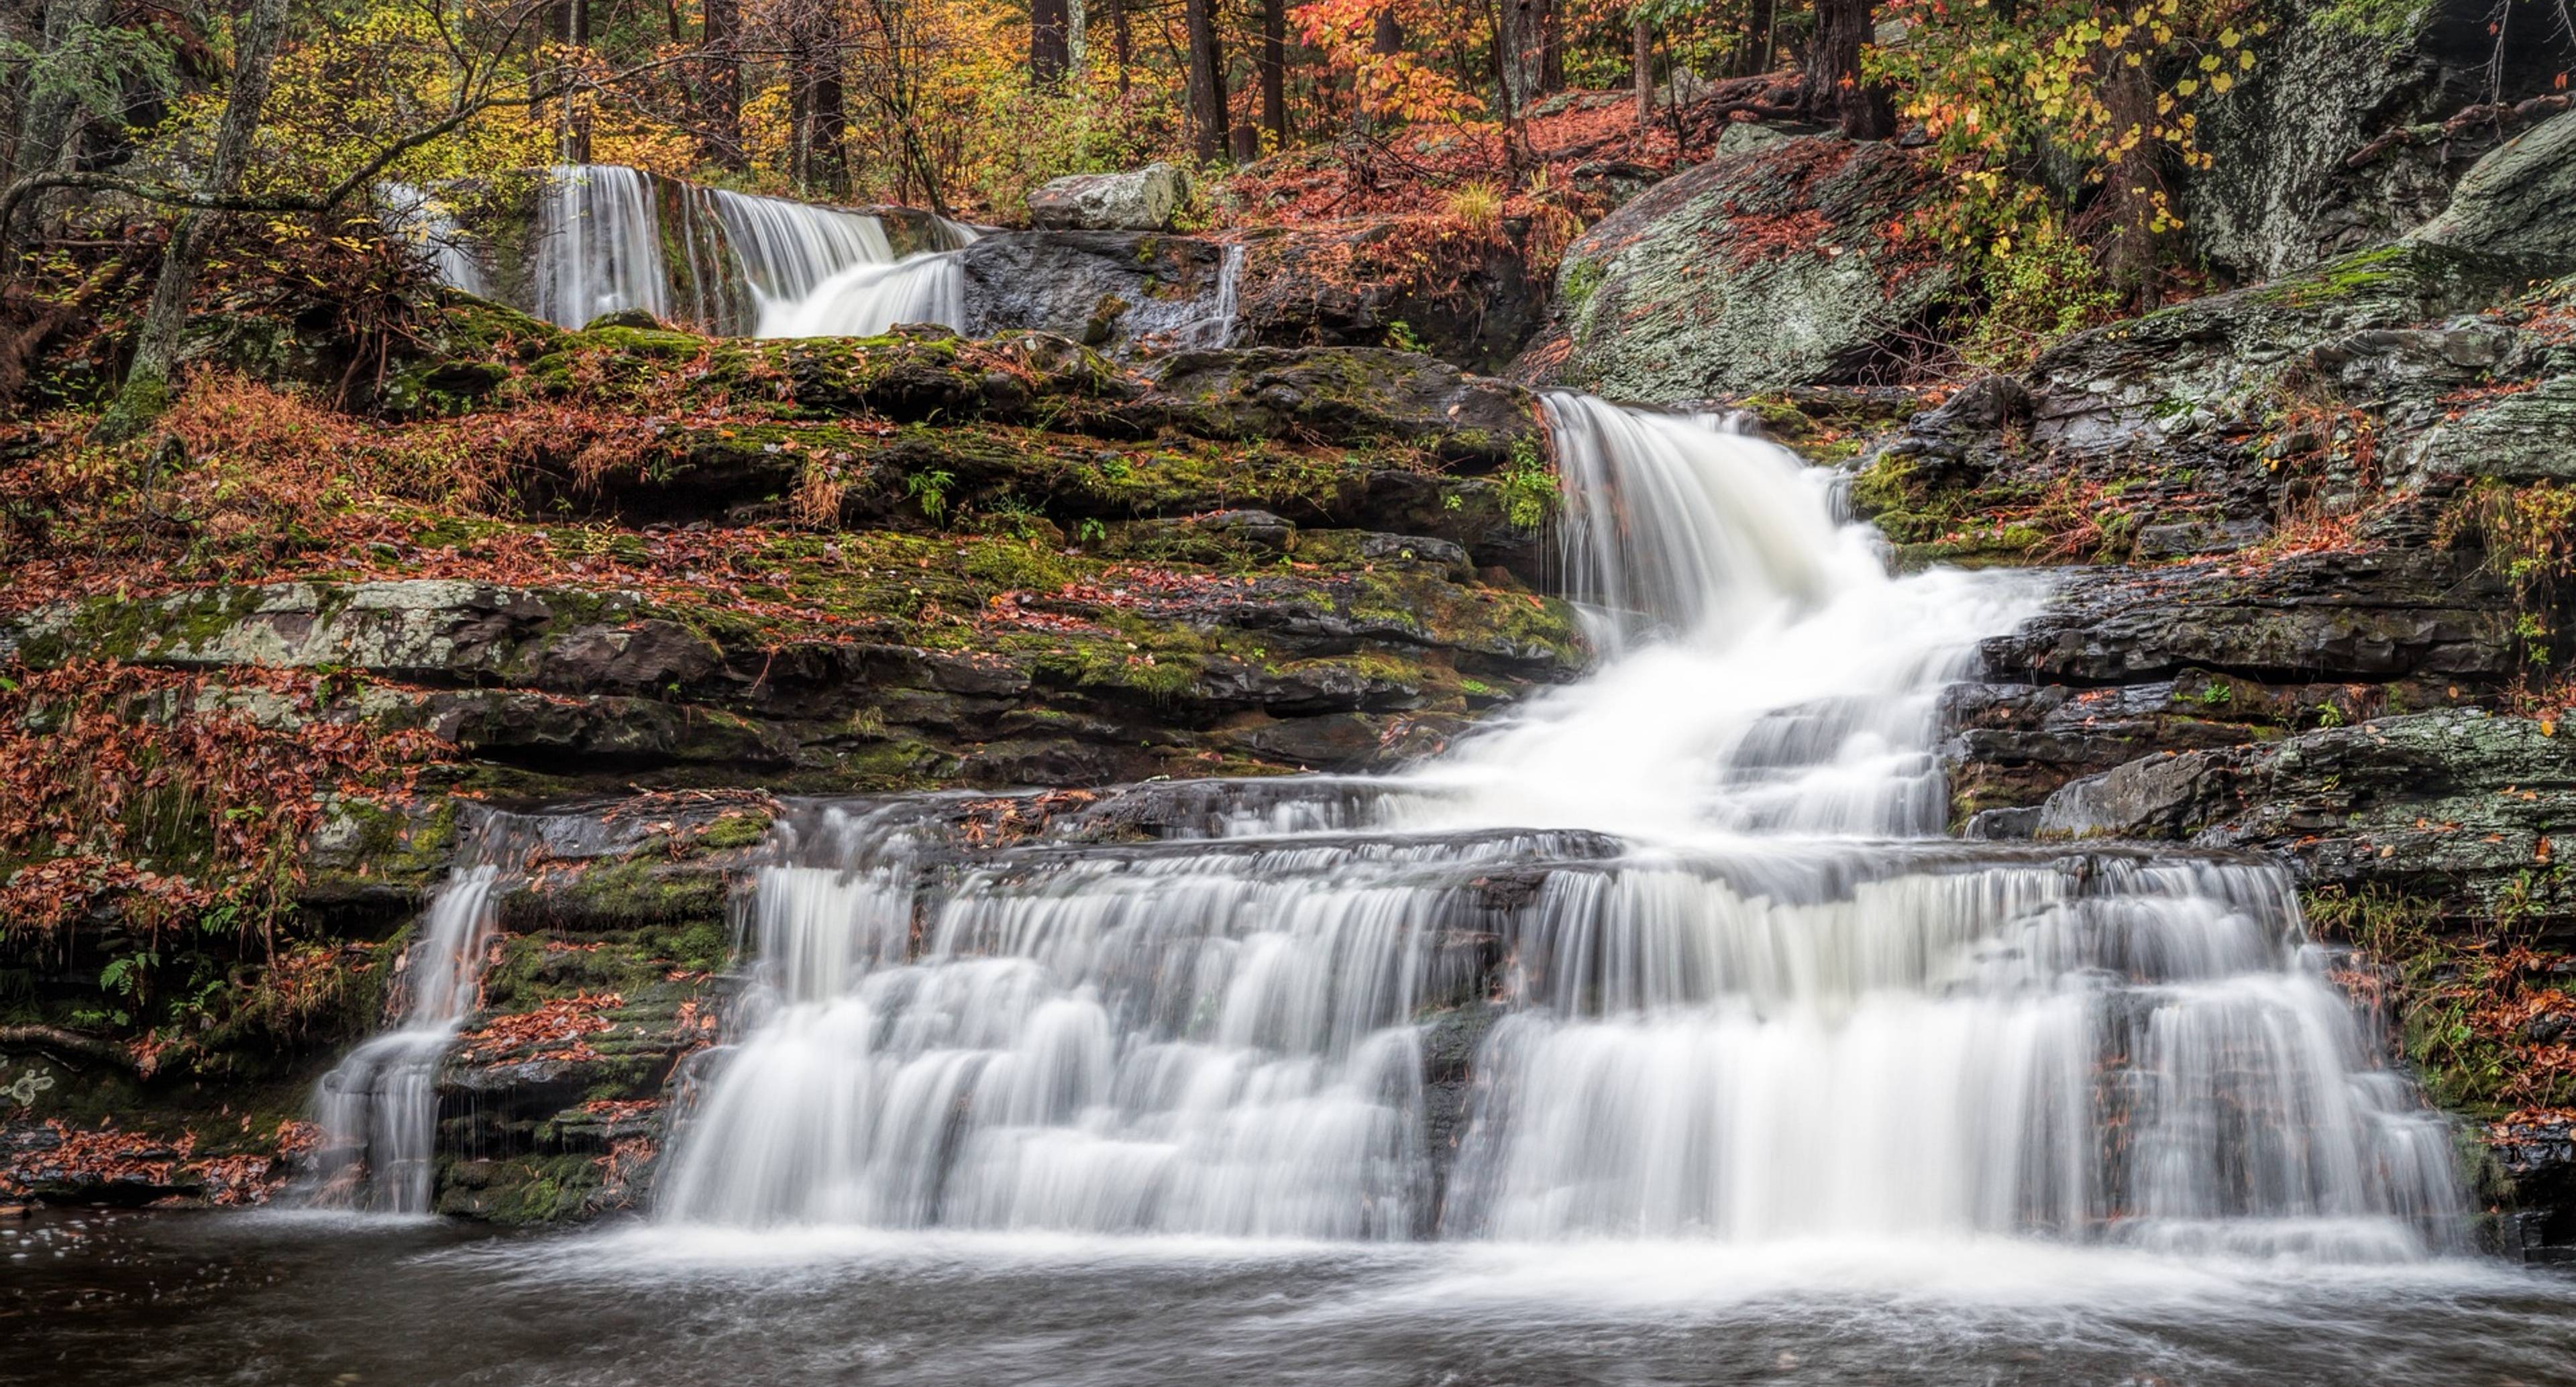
{"left": 1026, "top": 163, "right": 1191, "bottom": 231}
{"left": 2414, "top": 109, "right": 2576, "bottom": 276}
{"left": 1511, "top": 135, "right": 1957, "bottom": 400}
{"left": 956, "top": 230, "right": 1234, "bottom": 353}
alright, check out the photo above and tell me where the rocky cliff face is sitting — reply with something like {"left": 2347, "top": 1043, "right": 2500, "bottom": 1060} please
{"left": 1878, "top": 125, "right": 2576, "bottom": 1254}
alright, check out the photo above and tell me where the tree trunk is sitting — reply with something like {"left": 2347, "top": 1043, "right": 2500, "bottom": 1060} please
{"left": 1633, "top": 16, "right": 1652, "bottom": 123}
{"left": 1500, "top": 0, "right": 1558, "bottom": 111}
{"left": 1259, "top": 0, "right": 1286, "bottom": 143}
{"left": 702, "top": 0, "right": 743, "bottom": 168}
{"left": 1112, "top": 0, "right": 1131, "bottom": 94}
{"left": 99, "top": 0, "right": 288, "bottom": 441}
{"left": 1185, "top": 0, "right": 1225, "bottom": 162}
{"left": 1032, "top": 0, "right": 1071, "bottom": 83}
{"left": 2099, "top": 37, "right": 2164, "bottom": 306}
{"left": 1801, "top": 0, "right": 1892, "bottom": 140}
{"left": 1734, "top": 0, "right": 1776, "bottom": 76}
{"left": 9, "top": 0, "right": 118, "bottom": 247}
{"left": 559, "top": 0, "right": 592, "bottom": 164}
{"left": 808, "top": 40, "right": 849, "bottom": 198}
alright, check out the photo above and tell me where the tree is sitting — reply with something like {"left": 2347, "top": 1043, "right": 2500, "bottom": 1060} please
{"left": 1804, "top": 0, "right": 1894, "bottom": 139}
{"left": 1733, "top": 0, "right": 1776, "bottom": 76}
{"left": 702, "top": 0, "right": 744, "bottom": 167}
{"left": 7, "top": 0, "right": 158, "bottom": 248}
{"left": 1499, "top": 0, "right": 1560, "bottom": 111}
{"left": 1260, "top": 0, "right": 1287, "bottom": 142}
{"left": 1185, "top": 0, "right": 1225, "bottom": 160}
{"left": 1632, "top": 11, "right": 1651, "bottom": 122}
{"left": 1031, "top": 0, "right": 1070, "bottom": 82}
{"left": 784, "top": 0, "right": 850, "bottom": 195}
{"left": 97, "top": 0, "right": 292, "bottom": 443}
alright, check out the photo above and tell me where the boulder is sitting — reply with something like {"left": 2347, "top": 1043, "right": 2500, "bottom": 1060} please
{"left": 2413, "top": 109, "right": 2576, "bottom": 276}
{"left": 1983, "top": 549, "right": 2517, "bottom": 687}
{"left": 957, "top": 231, "right": 1236, "bottom": 353}
{"left": 1513, "top": 135, "right": 1956, "bottom": 400}
{"left": 1231, "top": 217, "right": 1542, "bottom": 373}
{"left": 1141, "top": 347, "right": 1540, "bottom": 466}
{"left": 1026, "top": 163, "right": 1191, "bottom": 232}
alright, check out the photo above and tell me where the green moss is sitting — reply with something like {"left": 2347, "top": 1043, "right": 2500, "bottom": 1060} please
{"left": 696, "top": 810, "right": 772, "bottom": 851}
{"left": 1560, "top": 258, "right": 1607, "bottom": 316}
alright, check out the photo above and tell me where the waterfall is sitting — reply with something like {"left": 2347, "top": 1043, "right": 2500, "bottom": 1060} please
{"left": 532, "top": 165, "right": 690, "bottom": 330}
{"left": 303, "top": 860, "right": 504, "bottom": 1215}
{"left": 1169, "top": 242, "right": 1244, "bottom": 349}
{"left": 381, "top": 182, "right": 486, "bottom": 298}
{"left": 649, "top": 398, "right": 2465, "bottom": 1258}
{"left": 416, "top": 164, "right": 983, "bottom": 336}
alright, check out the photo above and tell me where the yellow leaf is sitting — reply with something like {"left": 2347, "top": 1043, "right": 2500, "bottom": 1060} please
{"left": 2176, "top": 77, "right": 2199, "bottom": 95}
{"left": 2219, "top": 27, "right": 2241, "bottom": 47}
{"left": 2199, "top": 54, "right": 2220, "bottom": 70}
{"left": 2211, "top": 72, "right": 2235, "bottom": 93}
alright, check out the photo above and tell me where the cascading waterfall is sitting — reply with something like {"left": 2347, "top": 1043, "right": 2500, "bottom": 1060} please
{"left": 430, "top": 164, "right": 980, "bottom": 337}
{"left": 652, "top": 396, "right": 2467, "bottom": 1258}
{"left": 303, "top": 854, "right": 506, "bottom": 1215}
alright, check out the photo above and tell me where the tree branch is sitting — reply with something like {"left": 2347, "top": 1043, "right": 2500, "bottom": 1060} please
{"left": 0, "top": 50, "right": 702, "bottom": 247}
{"left": 0, "top": 1025, "right": 142, "bottom": 1073}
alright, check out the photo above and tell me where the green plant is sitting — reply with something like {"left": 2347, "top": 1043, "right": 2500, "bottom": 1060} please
{"left": 1383, "top": 320, "right": 1429, "bottom": 354}
{"left": 1444, "top": 180, "right": 1505, "bottom": 237}
{"left": 1956, "top": 210, "right": 2125, "bottom": 368}
{"left": 1498, "top": 436, "right": 1556, "bottom": 531}
{"left": 904, "top": 468, "right": 957, "bottom": 523}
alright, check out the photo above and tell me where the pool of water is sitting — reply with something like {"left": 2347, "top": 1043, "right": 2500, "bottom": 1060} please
{"left": 7, "top": 1211, "right": 2573, "bottom": 1386}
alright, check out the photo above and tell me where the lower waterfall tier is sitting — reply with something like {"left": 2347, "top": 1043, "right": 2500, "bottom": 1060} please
{"left": 650, "top": 806, "right": 2461, "bottom": 1257}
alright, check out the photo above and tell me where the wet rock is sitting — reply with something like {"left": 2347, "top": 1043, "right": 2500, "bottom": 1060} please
{"left": 957, "top": 231, "right": 1234, "bottom": 353}
{"left": 2131, "top": 518, "right": 2271, "bottom": 559}
{"left": 1515, "top": 136, "right": 1957, "bottom": 398}
{"left": 2396, "top": 372, "right": 2576, "bottom": 485}
{"left": 2032, "top": 711, "right": 2576, "bottom": 932}
{"left": 1232, "top": 219, "right": 1542, "bottom": 374}
{"left": 2035, "top": 751, "right": 2230, "bottom": 839}
{"left": 2183, "top": 1, "right": 2575, "bottom": 280}
{"left": 2413, "top": 109, "right": 2576, "bottom": 276}
{"left": 1142, "top": 347, "right": 1538, "bottom": 467}
{"left": 1026, "top": 163, "right": 1191, "bottom": 232}
{"left": 1983, "top": 549, "right": 2517, "bottom": 686}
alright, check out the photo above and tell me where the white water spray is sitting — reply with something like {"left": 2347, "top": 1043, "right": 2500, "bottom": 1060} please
{"left": 649, "top": 398, "right": 2464, "bottom": 1258}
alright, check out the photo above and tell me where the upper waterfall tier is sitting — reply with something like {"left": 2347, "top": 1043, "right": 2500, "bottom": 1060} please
{"left": 384, "top": 166, "right": 981, "bottom": 336}
{"left": 382, "top": 167, "right": 1244, "bottom": 347}
{"left": 646, "top": 399, "right": 2469, "bottom": 1258}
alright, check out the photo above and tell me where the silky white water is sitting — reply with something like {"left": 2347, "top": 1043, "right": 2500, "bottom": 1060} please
{"left": 303, "top": 863, "right": 502, "bottom": 1214}
{"left": 651, "top": 398, "right": 2465, "bottom": 1256}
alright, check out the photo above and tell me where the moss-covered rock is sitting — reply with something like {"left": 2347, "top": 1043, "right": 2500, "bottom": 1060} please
{"left": 1515, "top": 136, "right": 1957, "bottom": 399}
